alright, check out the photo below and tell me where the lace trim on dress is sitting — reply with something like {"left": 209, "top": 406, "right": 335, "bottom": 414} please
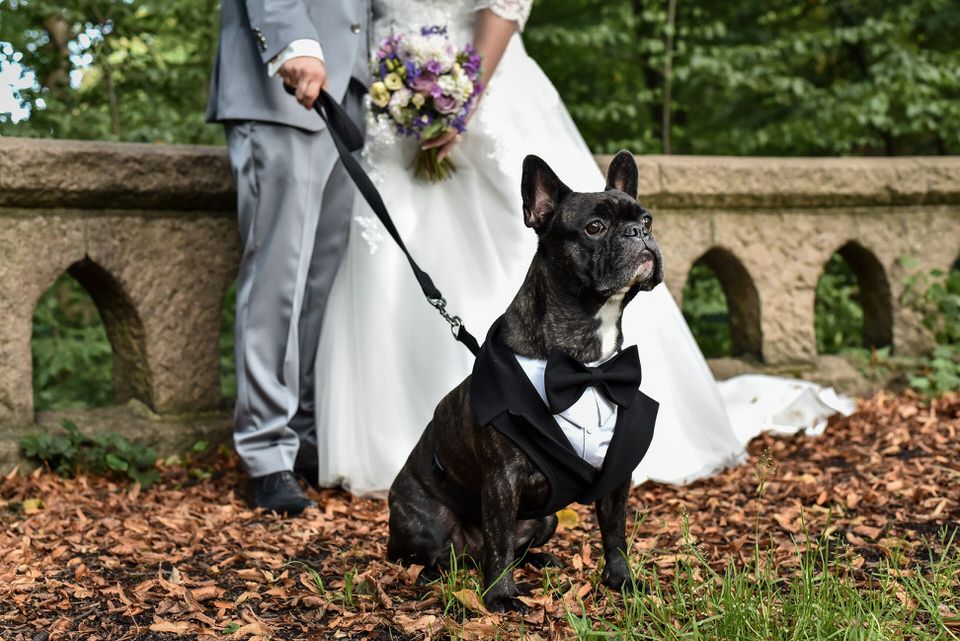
{"left": 474, "top": 0, "right": 533, "bottom": 31}
{"left": 356, "top": 104, "right": 397, "bottom": 255}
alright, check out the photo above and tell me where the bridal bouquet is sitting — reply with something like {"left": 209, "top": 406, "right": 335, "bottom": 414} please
{"left": 369, "top": 26, "right": 483, "bottom": 182}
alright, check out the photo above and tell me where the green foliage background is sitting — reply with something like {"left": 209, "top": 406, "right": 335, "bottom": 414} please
{"left": 4, "top": 0, "right": 959, "bottom": 152}
{"left": 0, "top": 0, "right": 222, "bottom": 143}
{"left": 3, "top": 0, "right": 959, "bottom": 408}
{"left": 31, "top": 274, "right": 113, "bottom": 411}
{"left": 681, "top": 262, "right": 731, "bottom": 358}
{"left": 523, "top": 0, "right": 960, "bottom": 155}
{"left": 814, "top": 254, "right": 864, "bottom": 354}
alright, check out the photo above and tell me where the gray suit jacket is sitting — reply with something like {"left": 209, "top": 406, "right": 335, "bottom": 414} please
{"left": 206, "top": 0, "right": 370, "bottom": 132}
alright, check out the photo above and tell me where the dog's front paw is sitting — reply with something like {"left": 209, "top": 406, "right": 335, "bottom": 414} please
{"left": 602, "top": 561, "right": 631, "bottom": 591}
{"left": 485, "top": 595, "right": 529, "bottom": 614}
{"left": 522, "top": 551, "right": 564, "bottom": 570}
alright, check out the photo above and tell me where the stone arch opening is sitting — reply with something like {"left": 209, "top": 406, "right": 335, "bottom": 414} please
{"left": 220, "top": 279, "right": 237, "bottom": 400}
{"left": 31, "top": 258, "right": 151, "bottom": 412}
{"left": 814, "top": 241, "right": 893, "bottom": 354}
{"left": 940, "top": 253, "right": 960, "bottom": 345}
{"left": 682, "top": 247, "right": 762, "bottom": 360}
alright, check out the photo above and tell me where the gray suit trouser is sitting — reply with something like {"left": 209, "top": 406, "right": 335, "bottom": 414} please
{"left": 226, "top": 85, "right": 364, "bottom": 478}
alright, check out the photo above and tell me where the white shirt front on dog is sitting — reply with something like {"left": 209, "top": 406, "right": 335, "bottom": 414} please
{"left": 513, "top": 354, "right": 618, "bottom": 470}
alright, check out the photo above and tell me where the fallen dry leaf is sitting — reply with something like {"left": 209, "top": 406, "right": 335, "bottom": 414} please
{"left": 453, "top": 588, "right": 488, "bottom": 614}
{"left": 555, "top": 508, "right": 580, "bottom": 529}
{"left": 0, "top": 392, "right": 957, "bottom": 640}
{"left": 149, "top": 620, "right": 197, "bottom": 634}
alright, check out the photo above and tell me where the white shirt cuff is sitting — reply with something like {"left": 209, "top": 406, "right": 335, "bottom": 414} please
{"left": 267, "top": 39, "right": 325, "bottom": 78}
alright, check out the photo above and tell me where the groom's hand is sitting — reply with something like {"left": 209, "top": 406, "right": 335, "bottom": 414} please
{"left": 279, "top": 57, "right": 329, "bottom": 109}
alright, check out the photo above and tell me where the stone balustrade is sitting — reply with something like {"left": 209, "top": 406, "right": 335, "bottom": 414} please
{"left": 1, "top": 137, "right": 959, "bottom": 469}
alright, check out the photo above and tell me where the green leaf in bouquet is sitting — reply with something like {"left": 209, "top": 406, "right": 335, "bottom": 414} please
{"left": 421, "top": 119, "right": 448, "bottom": 141}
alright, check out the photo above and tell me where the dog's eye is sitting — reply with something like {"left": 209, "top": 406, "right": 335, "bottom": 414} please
{"left": 585, "top": 220, "right": 606, "bottom": 236}
{"left": 641, "top": 215, "right": 653, "bottom": 234}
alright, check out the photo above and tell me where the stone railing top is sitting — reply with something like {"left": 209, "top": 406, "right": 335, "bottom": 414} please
{"left": 2, "top": 136, "right": 960, "bottom": 211}
{"left": 0, "top": 136, "right": 234, "bottom": 212}
{"left": 596, "top": 154, "right": 960, "bottom": 208}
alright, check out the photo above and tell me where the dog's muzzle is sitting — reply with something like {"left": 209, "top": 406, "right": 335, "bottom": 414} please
{"left": 634, "top": 248, "right": 657, "bottom": 279}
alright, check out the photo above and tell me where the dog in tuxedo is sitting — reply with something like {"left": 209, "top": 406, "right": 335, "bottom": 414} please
{"left": 387, "top": 151, "right": 663, "bottom": 612}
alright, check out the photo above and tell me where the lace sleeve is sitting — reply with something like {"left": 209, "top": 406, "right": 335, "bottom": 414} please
{"left": 475, "top": 0, "right": 533, "bottom": 32}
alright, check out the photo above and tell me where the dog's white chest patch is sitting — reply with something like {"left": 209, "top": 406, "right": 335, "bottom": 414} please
{"left": 595, "top": 291, "right": 626, "bottom": 358}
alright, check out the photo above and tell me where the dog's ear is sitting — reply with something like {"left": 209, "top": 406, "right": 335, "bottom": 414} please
{"left": 521, "top": 155, "right": 571, "bottom": 233}
{"left": 605, "top": 150, "right": 639, "bottom": 199}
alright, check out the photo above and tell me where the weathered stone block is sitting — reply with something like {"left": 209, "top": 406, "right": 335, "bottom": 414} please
{"left": 84, "top": 214, "right": 238, "bottom": 413}
{"left": 0, "top": 212, "right": 86, "bottom": 418}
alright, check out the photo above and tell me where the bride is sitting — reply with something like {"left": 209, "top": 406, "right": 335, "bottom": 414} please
{"left": 313, "top": 0, "right": 850, "bottom": 495}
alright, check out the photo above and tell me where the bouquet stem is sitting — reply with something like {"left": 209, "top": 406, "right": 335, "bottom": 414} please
{"left": 414, "top": 147, "right": 456, "bottom": 183}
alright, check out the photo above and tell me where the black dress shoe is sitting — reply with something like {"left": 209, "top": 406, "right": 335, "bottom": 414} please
{"left": 247, "top": 471, "right": 316, "bottom": 516}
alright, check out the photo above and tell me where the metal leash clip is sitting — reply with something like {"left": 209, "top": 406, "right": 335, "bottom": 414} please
{"left": 427, "top": 296, "right": 464, "bottom": 339}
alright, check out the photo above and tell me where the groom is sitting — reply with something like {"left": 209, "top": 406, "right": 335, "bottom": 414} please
{"left": 206, "top": 0, "right": 370, "bottom": 515}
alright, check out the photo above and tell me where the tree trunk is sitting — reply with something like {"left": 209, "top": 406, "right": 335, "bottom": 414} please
{"left": 632, "top": 0, "right": 663, "bottom": 144}
{"left": 42, "top": 14, "right": 71, "bottom": 91}
{"left": 662, "top": 0, "right": 677, "bottom": 154}
{"left": 100, "top": 48, "right": 123, "bottom": 138}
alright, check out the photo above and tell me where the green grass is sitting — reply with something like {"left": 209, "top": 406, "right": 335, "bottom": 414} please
{"left": 558, "top": 455, "right": 959, "bottom": 640}
{"left": 431, "top": 456, "right": 960, "bottom": 640}
{"left": 557, "top": 527, "right": 959, "bottom": 640}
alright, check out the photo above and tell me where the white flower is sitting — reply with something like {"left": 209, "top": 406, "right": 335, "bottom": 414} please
{"left": 388, "top": 87, "right": 413, "bottom": 121}
{"left": 400, "top": 33, "right": 456, "bottom": 72}
{"left": 437, "top": 66, "right": 475, "bottom": 103}
{"left": 437, "top": 75, "right": 456, "bottom": 95}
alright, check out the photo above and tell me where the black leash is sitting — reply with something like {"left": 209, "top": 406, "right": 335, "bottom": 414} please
{"left": 292, "top": 87, "right": 480, "bottom": 356}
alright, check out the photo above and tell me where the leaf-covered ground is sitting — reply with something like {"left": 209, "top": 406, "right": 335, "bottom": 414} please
{"left": 2, "top": 392, "right": 959, "bottom": 640}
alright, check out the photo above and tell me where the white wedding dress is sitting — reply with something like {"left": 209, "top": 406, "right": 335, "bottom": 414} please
{"left": 313, "top": 0, "right": 853, "bottom": 496}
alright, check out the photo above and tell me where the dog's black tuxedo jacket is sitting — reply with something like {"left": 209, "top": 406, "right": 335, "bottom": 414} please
{"left": 468, "top": 317, "right": 659, "bottom": 519}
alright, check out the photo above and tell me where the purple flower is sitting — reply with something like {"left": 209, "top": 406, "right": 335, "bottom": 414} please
{"left": 405, "top": 60, "right": 420, "bottom": 81}
{"left": 377, "top": 34, "right": 401, "bottom": 58}
{"left": 410, "top": 72, "right": 439, "bottom": 95}
{"left": 463, "top": 53, "right": 482, "bottom": 76}
{"left": 409, "top": 113, "right": 433, "bottom": 137}
{"left": 434, "top": 94, "right": 460, "bottom": 114}
{"left": 425, "top": 59, "right": 443, "bottom": 75}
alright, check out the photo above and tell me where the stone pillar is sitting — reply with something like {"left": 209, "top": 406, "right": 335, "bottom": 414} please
{"left": 0, "top": 213, "right": 86, "bottom": 420}
{"left": 85, "top": 215, "right": 238, "bottom": 413}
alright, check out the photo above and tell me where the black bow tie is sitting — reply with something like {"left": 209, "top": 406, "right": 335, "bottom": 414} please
{"left": 544, "top": 346, "right": 642, "bottom": 415}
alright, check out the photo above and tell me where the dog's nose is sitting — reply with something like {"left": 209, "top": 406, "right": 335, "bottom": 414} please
{"left": 623, "top": 224, "right": 642, "bottom": 237}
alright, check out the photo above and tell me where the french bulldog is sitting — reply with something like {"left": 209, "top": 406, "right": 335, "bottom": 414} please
{"left": 387, "top": 150, "right": 663, "bottom": 612}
